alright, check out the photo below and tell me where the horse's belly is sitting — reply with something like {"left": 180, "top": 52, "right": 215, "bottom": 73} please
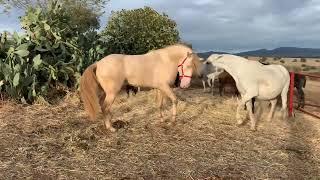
{"left": 257, "top": 82, "right": 283, "bottom": 100}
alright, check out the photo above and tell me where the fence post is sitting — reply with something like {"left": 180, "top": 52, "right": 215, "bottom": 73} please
{"left": 288, "top": 72, "right": 295, "bottom": 117}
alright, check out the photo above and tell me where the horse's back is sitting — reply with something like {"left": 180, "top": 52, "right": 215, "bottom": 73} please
{"left": 264, "top": 65, "right": 290, "bottom": 82}
{"left": 96, "top": 54, "right": 126, "bottom": 77}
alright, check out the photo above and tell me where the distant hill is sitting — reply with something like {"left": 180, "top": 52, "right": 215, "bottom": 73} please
{"left": 198, "top": 47, "right": 320, "bottom": 59}
{"left": 236, "top": 47, "right": 320, "bottom": 58}
{"left": 197, "top": 51, "right": 229, "bottom": 59}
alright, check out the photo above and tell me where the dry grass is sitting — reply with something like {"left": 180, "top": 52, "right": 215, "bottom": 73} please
{"left": 1, "top": 82, "right": 320, "bottom": 179}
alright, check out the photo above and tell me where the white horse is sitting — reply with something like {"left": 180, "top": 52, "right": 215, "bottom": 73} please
{"left": 207, "top": 54, "right": 290, "bottom": 131}
{"left": 199, "top": 60, "right": 224, "bottom": 93}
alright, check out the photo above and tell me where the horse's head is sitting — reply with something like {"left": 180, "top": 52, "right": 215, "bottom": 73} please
{"left": 177, "top": 51, "right": 202, "bottom": 88}
{"left": 165, "top": 43, "right": 202, "bottom": 88}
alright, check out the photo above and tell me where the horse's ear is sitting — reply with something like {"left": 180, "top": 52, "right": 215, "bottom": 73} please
{"left": 187, "top": 52, "right": 194, "bottom": 57}
{"left": 216, "top": 55, "right": 223, "bottom": 60}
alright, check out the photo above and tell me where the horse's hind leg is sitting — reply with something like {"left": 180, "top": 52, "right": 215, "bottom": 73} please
{"left": 99, "top": 81, "right": 122, "bottom": 132}
{"left": 301, "top": 89, "right": 305, "bottom": 108}
{"left": 101, "top": 93, "right": 117, "bottom": 132}
{"left": 218, "top": 80, "right": 223, "bottom": 96}
{"left": 267, "top": 99, "right": 277, "bottom": 122}
{"left": 207, "top": 78, "right": 212, "bottom": 87}
{"left": 297, "top": 88, "right": 305, "bottom": 108}
{"left": 245, "top": 100, "right": 257, "bottom": 131}
{"left": 211, "top": 79, "right": 215, "bottom": 95}
{"left": 159, "top": 85, "right": 177, "bottom": 125}
{"left": 280, "top": 81, "right": 289, "bottom": 120}
{"left": 157, "top": 90, "right": 165, "bottom": 123}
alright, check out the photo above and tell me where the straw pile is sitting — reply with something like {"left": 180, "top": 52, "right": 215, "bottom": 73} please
{"left": 0, "top": 85, "right": 320, "bottom": 179}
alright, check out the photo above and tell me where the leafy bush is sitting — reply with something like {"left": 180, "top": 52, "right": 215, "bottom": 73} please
{"left": 300, "top": 58, "right": 307, "bottom": 62}
{"left": 280, "top": 60, "right": 285, "bottom": 63}
{"left": 292, "top": 59, "right": 297, "bottom": 62}
{"left": 0, "top": 1, "right": 106, "bottom": 103}
{"left": 260, "top": 57, "right": 267, "bottom": 62}
{"left": 101, "top": 6, "right": 180, "bottom": 55}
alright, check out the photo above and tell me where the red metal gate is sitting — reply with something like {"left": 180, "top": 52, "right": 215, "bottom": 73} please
{"left": 288, "top": 72, "right": 320, "bottom": 119}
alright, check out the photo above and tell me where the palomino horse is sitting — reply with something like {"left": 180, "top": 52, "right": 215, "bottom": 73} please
{"left": 80, "top": 43, "right": 201, "bottom": 132}
{"left": 125, "top": 72, "right": 180, "bottom": 98}
{"left": 207, "top": 54, "right": 290, "bottom": 131}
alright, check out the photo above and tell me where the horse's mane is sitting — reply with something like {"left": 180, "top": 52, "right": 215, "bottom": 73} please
{"left": 162, "top": 42, "right": 192, "bottom": 50}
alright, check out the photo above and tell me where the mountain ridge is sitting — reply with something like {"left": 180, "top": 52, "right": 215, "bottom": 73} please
{"left": 197, "top": 47, "right": 320, "bottom": 59}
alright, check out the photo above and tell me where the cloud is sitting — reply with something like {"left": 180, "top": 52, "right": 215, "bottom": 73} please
{"left": 1, "top": 0, "right": 320, "bottom": 52}
{"left": 128, "top": 0, "right": 320, "bottom": 52}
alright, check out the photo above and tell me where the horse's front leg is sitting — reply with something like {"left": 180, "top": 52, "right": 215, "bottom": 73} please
{"left": 237, "top": 93, "right": 257, "bottom": 130}
{"left": 156, "top": 89, "right": 165, "bottom": 123}
{"left": 202, "top": 80, "right": 206, "bottom": 92}
{"left": 160, "top": 85, "right": 177, "bottom": 125}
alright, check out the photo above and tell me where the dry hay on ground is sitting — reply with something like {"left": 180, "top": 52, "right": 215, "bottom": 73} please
{"left": 0, "top": 88, "right": 320, "bottom": 179}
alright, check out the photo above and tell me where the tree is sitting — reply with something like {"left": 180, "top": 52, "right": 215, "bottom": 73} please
{"left": 101, "top": 6, "right": 180, "bottom": 55}
{"left": 0, "top": 0, "right": 108, "bottom": 33}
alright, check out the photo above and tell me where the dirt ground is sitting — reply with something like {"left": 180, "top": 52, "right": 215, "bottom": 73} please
{"left": 0, "top": 78, "right": 320, "bottom": 179}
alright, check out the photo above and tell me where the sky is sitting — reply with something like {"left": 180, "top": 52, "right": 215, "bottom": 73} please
{"left": 1, "top": 0, "right": 320, "bottom": 53}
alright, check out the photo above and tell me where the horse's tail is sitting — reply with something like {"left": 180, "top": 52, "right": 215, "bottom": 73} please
{"left": 80, "top": 63, "right": 101, "bottom": 121}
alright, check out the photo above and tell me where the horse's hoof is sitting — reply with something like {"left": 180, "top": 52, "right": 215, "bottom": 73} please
{"left": 236, "top": 118, "right": 244, "bottom": 126}
{"left": 108, "top": 127, "right": 116, "bottom": 132}
{"left": 250, "top": 126, "right": 257, "bottom": 131}
{"left": 267, "top": 116, "right": 272, "bottom": 122}
{"left": 168, "top": 121, "right": 176, "bottom": 126}
{"left": 159, "top": 118, "right": 165, "bottom": 123}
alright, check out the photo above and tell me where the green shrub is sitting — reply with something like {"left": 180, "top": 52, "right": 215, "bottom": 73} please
{"left": 300, "top": 58, "right": 307, "bottom": 62}
{"left": 101, "top": 6, "right": 180, "bottom": 55}
{"left": 260, "top": 57, "right": 267, "bottom": 62}
{"left": 0, "top": 1, "right": 106, "bottom": 103}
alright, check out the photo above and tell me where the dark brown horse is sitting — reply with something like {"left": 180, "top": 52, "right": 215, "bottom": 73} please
{"left": 217, "top": 70, "right": 255, "bottom": 113}
{"left": 125, "top": 84, "right": 138, "bottom": 97}
{"left": 217, "top": 70, "right": 240, "bottom": 97}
